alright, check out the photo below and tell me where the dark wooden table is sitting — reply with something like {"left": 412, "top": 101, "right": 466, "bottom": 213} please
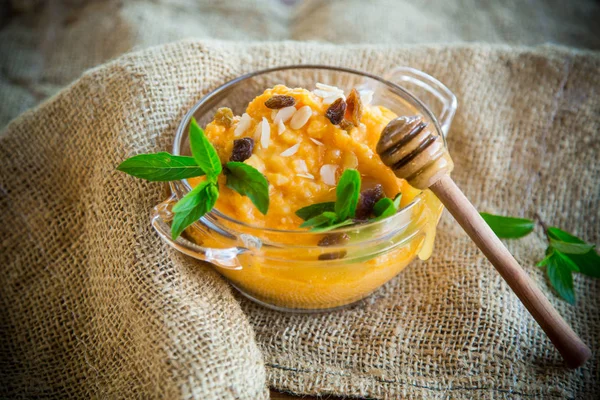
{"left": 270, "top": 390, "right": 346, "bottom": 399}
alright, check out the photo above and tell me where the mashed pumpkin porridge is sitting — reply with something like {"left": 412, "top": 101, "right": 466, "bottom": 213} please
{"left": 183, "top": 83, "right": 443, "bottom": 310}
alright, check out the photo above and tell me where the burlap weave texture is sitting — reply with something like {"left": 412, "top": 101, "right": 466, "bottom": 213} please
{"left": 1, "top": 40, "right": 599, "bottom": 398}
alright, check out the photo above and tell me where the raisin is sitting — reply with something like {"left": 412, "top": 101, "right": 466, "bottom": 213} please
{"left": 318, "top": 233, "right": 349, "bottom": 247}
{"left": 229, "top": 137, "right": 254, "bottom": 162}
{"left": 265, "top": 95, "right": 296, "bottom": 109}
{"left": 317, "top": 233, "right": 349, "bottom": 260}
{"left": 214, "top": 107, "right": 234, "bottom": 128}
{"left": 354, "top": 185, "right": 385, "bottom": 220}
{"left": 339, "top": 119, "right": 355, "bottom": 132}
{"left": 318, "top": 250, "right": 347, "bottom": 261}
{"left": 325, "top": 98, "right": 347, "bottom": 125}
{"left": 346, "top": 89, "right": 362, "bottom": 126}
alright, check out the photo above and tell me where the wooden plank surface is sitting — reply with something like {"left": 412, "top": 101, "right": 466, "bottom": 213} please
{"left": 270, "top": 389, "right": 346, "bottom": 399}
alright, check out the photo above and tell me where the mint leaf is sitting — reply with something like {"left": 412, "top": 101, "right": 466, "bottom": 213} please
{"left": 224, "top": 161, "right": 269, "bottom": 215}
{"left": 480, "top": 213, "right": 535, "bottom": 239}
{"left": 544, "top": 251, "right": 577, "bottom": 304}
{"left": 171, "top": 181, "right": 219, "bottom": 240}
{"left": 547, "top": 227, "right": 595, "bottom": 254}
{"left": 300, "top": 211, "right": 337, "bottom": 228}
{"left": 565, "top": 251, "right": 600, "bottom": 278}
{"left": 117, "top": 152, "right": 205, "bottom": 181}
{"left": 392, "top": 192, "right": 402, "bottom": 209}
{"left": 335, "top": 169, "right": 360, "bottom": 221}
{"left": 295, "top": 202, "right": 336, "bottom": 221}
{"left": 546, "top": 227, "right": 599, "bottom": 277}
{"left": 189, "top": 117, "right": 222, "bottom": 180}
{"left": 373, "top": 197, "right": 396, "bottom": 218}
{"left": 555, "top": 250, "right": 580, "bottom": 272}
{"left": 547, "top": 227, "right": 586, "bottom": 243}
{"left": 536, "top": 248, "right": 554, "bottom": 267}
{"left": 310, "top": 218, "right": 355, "bottom": 232}
{"left": 549, "top": 238, "right": 594, "bottom": 255}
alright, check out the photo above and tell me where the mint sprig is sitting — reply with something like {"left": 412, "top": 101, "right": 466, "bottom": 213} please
{"left": 296, "top": 170, "right": 404, "bottom": 232}
{"left": 297, "top": 169, "right": 361, "bottom": 231}
{"left": 118, "top": 117, "right": 269, "bottom": 239}
{"left": 481, "top": 213, "right": 599, "bottom": 303}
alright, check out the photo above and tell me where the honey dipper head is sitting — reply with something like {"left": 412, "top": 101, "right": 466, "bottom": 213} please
{"left": 376, "top": 115, "right": 454, "bottom": 190}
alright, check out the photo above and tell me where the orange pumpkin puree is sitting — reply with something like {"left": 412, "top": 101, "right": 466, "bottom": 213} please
{"left": 187, "top": 85, "right": 443, "bottom": 309}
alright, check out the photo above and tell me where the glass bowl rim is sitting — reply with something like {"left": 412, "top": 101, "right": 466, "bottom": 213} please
{"left": 171, "top": 64, "right": 442, "bottom": 235}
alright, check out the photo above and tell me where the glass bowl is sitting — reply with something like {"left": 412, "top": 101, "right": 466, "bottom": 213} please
{"left": 151, "top": 65, "right": 457, "bottom": 312}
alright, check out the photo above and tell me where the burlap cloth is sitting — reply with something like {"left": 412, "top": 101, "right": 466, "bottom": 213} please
{"left": 1, "top": 40, "right": 599, "bottom": 398}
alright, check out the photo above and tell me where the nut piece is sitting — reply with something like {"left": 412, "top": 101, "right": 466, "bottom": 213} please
{"left": 230, "top": 137, "right": 254, "bottom": 162}
{"left": 214, "top": 107, "right": 234, "bottom": 128}
{"left": 265, "top": 95, "right": 296, "bottom": 109}
{"left": 345, "top": 89, "right": 362, "bottom": 126}
{"left": 290, "top": 105, "right": 313, "bottom": 130}
{"left": 354, "top": 185, "right": 385, "bottom": 220}
{"left": 325, "top": 98, "right": 347, "bottom": 125}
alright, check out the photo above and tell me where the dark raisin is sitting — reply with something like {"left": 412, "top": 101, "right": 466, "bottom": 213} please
{"left": 318, "top": 233, "right": 349, "bottom": 247}
{"left": 354, "top": 185, "right": 385, "bottom": 220}
{"left": 265, "top": 95, "right": 296, "bottom": 109}
{"left": 325, "top": 98, "right": 347, "bottom": 125}
{"left": 214, "top": 107, "right": 234, "bottom": 128}
{"left": 318, "top": 250, "right": 347, "bottom": 261}
{"left": 346, "top": 89, "right": 362, "bottom": 126}
{"left": 339, "top": 119, "right": 355, "bottom": 132}
{"left": 229, "top": 137, "right": 254, "bottom": 162}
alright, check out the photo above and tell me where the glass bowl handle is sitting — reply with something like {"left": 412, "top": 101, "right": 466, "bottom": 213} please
{"left": 151, "top": 195, "right": 244, "bottom": 270}
{"left": 385, "top": 67, "right": 457, "bottom": 137}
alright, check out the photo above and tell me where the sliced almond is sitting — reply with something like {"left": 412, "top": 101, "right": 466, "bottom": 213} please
{"left": 313, "top": 89, "right": 344, "bottom": 98}
{"left": 260, "top": 117, "right": 270, "bottom": 149}
{"left": 320, "top": 164, "right": 338, "bottom": 186}
{"left": 322, "top": 94, "right": 345, "bottom": 105}
{"left": 359, "top": 90, "right": 374, "bottom": 105}
{"left": 253, "top": 120, "right": 262, "bottom": 142}
{"left": 274, "top": 106, "right": 296, "bottom": 123}
{"left": 280, "top": 142, "right": 300, "bottom": 157}
{"left": 290, "top": 106, "right": 312, "bottom": 130}
{"left": 234, "top": 113, "right": 252, "bottom": 137}
{"left": 296, "top": 173, "right": 315, "bottom": 180}
{"left": 277, "top": 119, "right": 286, "bottom": 135}
{"left": 310, "top": 138, "right": 324, "bottom": 146}
{"left": 293, "top": 159, "right": 308, "bottom": 173}
{"left": 316, "top": 83, "right": 344, "bottom": 92}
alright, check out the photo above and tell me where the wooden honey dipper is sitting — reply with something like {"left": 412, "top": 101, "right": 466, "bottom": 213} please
{"left": 377, "top": 115, "right": 591, "bottom": 368}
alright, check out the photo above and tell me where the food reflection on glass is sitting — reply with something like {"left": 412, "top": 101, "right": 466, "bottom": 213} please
{"left": 119, "top": 81, "right": 444, "bottom": 312}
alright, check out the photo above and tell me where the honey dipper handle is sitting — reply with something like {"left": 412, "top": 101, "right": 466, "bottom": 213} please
{"left": 430, "top": 175, "right": 591, "bottom": 368}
